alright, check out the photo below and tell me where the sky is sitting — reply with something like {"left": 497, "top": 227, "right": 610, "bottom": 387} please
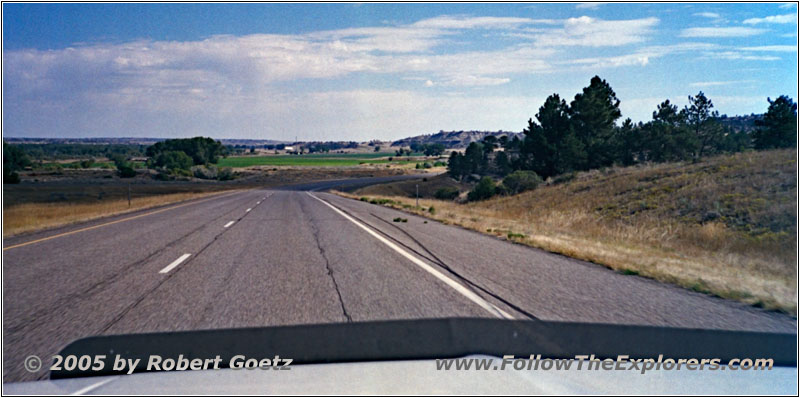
{"left": 2, "top": 3, "right": 798, "bottom": 141}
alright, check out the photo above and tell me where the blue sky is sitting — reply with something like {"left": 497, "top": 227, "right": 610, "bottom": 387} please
{"left": 3, "top": 3, "right": 797, "bottom": 140}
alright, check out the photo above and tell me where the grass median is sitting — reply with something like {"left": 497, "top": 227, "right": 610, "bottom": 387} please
{"left": 3, "top": 189, "right": 238, "bottom": 238}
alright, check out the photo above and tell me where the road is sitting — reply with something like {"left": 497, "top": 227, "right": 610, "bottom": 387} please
{"left": 3, "top": 177, "right": 796, "bottom": 382}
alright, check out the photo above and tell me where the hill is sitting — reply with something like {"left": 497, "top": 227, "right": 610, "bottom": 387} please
{"left": 344, "top": 149, "right": 797, "bottom": 314}
{"left": 392, "top": 130, "right": 523, "bottom": 149}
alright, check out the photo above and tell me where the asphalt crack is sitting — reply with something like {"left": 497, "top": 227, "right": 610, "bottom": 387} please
{"left": 303, "top": 201, "right": 352, "bottom": 322}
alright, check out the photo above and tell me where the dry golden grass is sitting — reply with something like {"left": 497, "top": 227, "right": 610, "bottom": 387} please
{"left": 338, "top": 149, "right": 797, "bottom": 315}
{"left": 4, "top": 190, "right": 238, "bottom": 237}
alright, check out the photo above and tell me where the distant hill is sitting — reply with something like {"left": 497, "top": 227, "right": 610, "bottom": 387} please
{"left": 392, "top": 130, "right": 523, "bottom": 149}
{"left": 717, "top": 114, "right": 762, "bottom": 133}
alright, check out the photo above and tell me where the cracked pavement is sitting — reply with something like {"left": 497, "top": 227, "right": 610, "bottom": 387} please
{"left": 3, "top": 182, "right": 796, "bottom": 382}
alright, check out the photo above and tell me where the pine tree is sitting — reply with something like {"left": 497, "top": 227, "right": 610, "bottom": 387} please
{"left": 683, "top": 92, "right": 723, "bottom": 159}
{"left": 753, "top": 95, "right": 797, "bottom": 149}
{"left": 569, "top": 76, "right": 622, "bottom": 169}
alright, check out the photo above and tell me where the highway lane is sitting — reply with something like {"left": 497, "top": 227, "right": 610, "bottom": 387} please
{"left": 3, "top": 178, "right": 796, "bottom": 382}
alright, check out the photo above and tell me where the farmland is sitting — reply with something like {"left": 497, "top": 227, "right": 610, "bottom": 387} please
{"left": 216, "top": 153, "right": 422, "bottom": 168}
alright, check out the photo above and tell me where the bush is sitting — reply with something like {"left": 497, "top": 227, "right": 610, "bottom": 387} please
{"left": 549, "top": 172, "right": 577, "bottom": 185}
{"left": 217, "top": 167, "right": 235, "bottom": 181}
{"left": 433, "top": 161, "right": 446, "bottom": 167}
{"left": 502, "top": 170, "right": 542, "bottom": 194}
{"left": 192, "top": 165, "right": 218, "bottom": 180}
{"left": 434, "top": 187, "right": 459, "bottom": 200}
{"left": 117, "top": 164, "right": 137, "bottom": 178}
{"left": 4, "top": 171, "right": 20, "bottom": 184}
{"left": 423, "top": 162, "right": 432, "bottom": 169}
{"left": 467, "top": 177, "right": 496, "bottom": 201}
{"left": 80, "top": 159, "right": 94, "bottom": 168}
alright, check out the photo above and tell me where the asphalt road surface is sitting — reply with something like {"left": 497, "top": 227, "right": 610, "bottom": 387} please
{"left": 3, "top": 177, "right": 796, "bottom": 382}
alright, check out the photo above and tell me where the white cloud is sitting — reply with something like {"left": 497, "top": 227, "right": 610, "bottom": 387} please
{"left": 694, "top": 12, "right": 721, "bottom": 19}
{"left": 704, "top": 51, "right": 781, "bottom": 61}
{"left": 680, "top": 26, "right": 767, "bottom": 37}
{"left": 575, "top": 3, "right": 603, "bottom": 10}
{"left": 440, "top": 75, "right": 511, "bottom": 86}
{"left": 532, "top": 16, "right": 659, "bottom": 47}
{"left": 569, "top": 53, "right": 650, "bottom": 68}
{"left": 689, "top": 80, "right": 755, "bottom": 87}
{"left": 779, "top": 3, "right": 796, "bottom": 9}
{"left": 743, "top": 13, "right": 796, "bottom": 25}
{"left": 411, "top": 15, "right": 556, "bottom": 29}
{"left": 739, "top": 45, "right": 797, "bottom": 52}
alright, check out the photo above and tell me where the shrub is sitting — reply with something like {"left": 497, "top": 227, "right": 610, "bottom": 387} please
{"left": 4, "top": 171, "right": 20, "bottom": 184}
{"left": 433, "top": 161, "right": 446, "bottom": 167}
{"left": 502, "top": 170, "right": 542, "bottom": 194}
{"left": 217, "top": 167, "right": 235, "bottom": 181}
{"left": 192, "top": 165, "right": 218, "bottom": 179}
{"left": 117, "top": 164, "right": 137, "bottom": 178}
{"left": 80, "top": 159, "right": 94, "bottom": 168}
{"left": 434, "top": 187, "right": 459, "bottom": 200}
{"left": 467, "top": 177, "right": 496, "bottom": 201}
{"left": 549, "top": 172, "right": 577, "bottom": 185}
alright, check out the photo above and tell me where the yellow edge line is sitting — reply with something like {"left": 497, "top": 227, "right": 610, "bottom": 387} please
{"left": 3, "top": 190, "right": 244, "bottom": 251}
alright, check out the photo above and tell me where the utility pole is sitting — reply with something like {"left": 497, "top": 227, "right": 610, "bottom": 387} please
{"left": 128, "top": 183, "right": 131, "bottom": 208}
{"left": 416, "top": 184, "right": 419, "bottom": 208}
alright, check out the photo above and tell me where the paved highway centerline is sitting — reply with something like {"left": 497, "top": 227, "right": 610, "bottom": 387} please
{"left": 159, "top": 253, "right": 192, "bottom": 274}
{"left": 307, "top": 192, "right": 514, "bottom": 320}
{"left": 246, "top": 208, "right": 252, "bottom": 212}
{"left": 224, "top": 221, "right": 235, "bottom": 228}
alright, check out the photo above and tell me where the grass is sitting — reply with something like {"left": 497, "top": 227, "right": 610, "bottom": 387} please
{"left": 338, "top": 149, "right": 797, "bottom": 315}
{"left": 217, "top": 154, "right": 421, "bottom": 168}
{"left": 4, "top": 190, "right": 238, "bottom": 237}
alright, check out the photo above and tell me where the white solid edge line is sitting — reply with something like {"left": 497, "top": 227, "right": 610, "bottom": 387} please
{"left": 307, "top": 192, "right": 513, "bottom": 320}
{"left": 71, "top": 377, "right": 116, "bottom": 395}
{"left": 159, "top": 253, "right": 192, "bottom": 274}
{"left": 224, "top": 221, "right": 235, "bottom": 228}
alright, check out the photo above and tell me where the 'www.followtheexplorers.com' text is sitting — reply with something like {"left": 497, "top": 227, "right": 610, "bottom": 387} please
{"left": 435, "top": 355, "right": 774, "bottom": 375}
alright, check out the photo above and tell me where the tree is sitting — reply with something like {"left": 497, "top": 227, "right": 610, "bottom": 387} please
{"left": 154, "top": 151, "right": 194, "bottom": 172}
{"left": 423, "top": 143, "right": 445, "bottom": 156}
{"left": 612, "top": 118, "right": 641, "bottom": 166}
{"left": 3, "top": 142, "right": 30, "bottom": 184}
{"left": 521, "top": 94, "right": 586, "bottom": 178}
{"left": 467, "top": 177, "right": 496, "bottom": 201}
{"left": 447, "top": 151, "right": 465, "bottom": 180}
{"left": 146, "top": 137, "right": 226, "bottom": 166}
{"left": 110, "top": 154, "right": 136, "bottom": 178}
{"left": 494, "top": 151, "right": 512, "bottom": 176}
{"left": 684, "top": 92, "right": 723, "bottom": 159}
{"left": 502, "top": 170, "right": 542, "bottom": 195}
{"left": 753, "top": 95, "right": 797, "bottom": 149}
{"left": 374, "top": 145, "right": 381, "bottom": 152}
{"left": 643, "top": 100, "right": 698, "bottom": 162}
{"left": 570, "top": 76, "right": 622, "bottom": 169}
{"left": 463, "top": 142, "right": 486, "bottom": 175}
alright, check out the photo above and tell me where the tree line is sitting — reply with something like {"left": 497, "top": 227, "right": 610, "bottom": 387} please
{"left": 448, "top": 76, "right": 797, "bottom": 185}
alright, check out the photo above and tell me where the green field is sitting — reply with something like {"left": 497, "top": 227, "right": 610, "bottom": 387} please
{"left": 217, "top": 154, "right": 418, "bottom": 168}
